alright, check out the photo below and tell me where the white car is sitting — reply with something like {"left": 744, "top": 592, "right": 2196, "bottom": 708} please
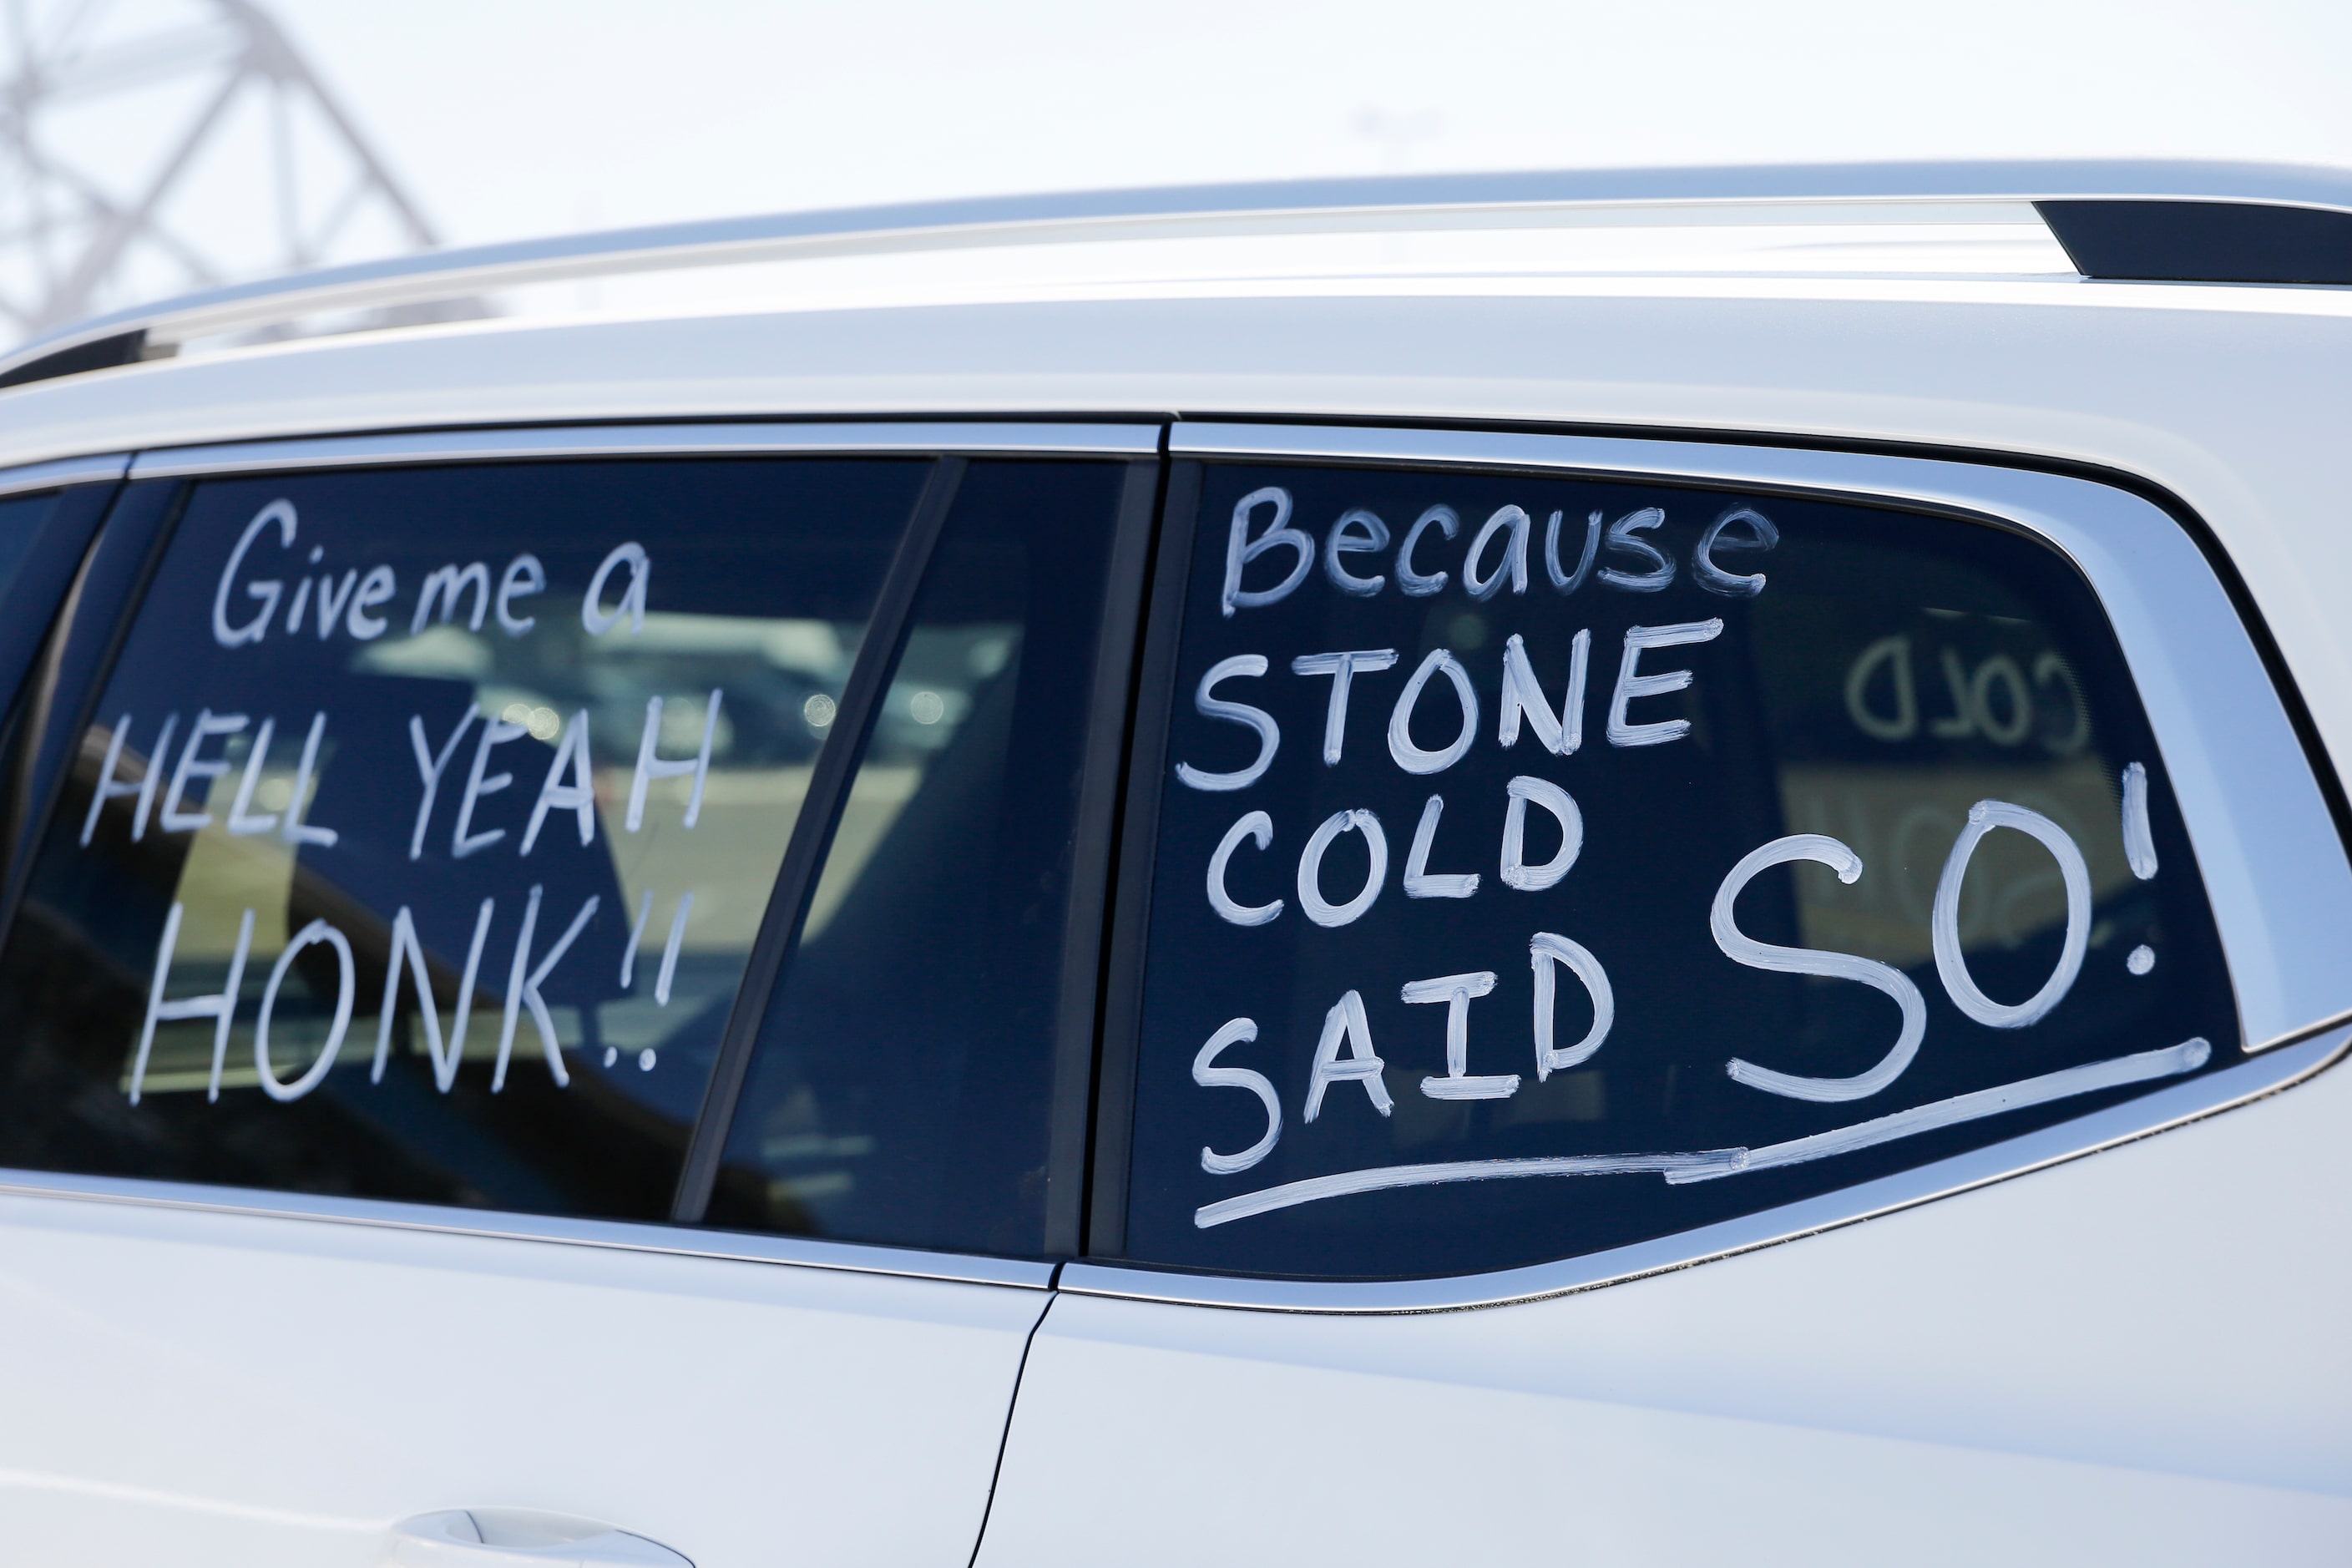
{"left": 0, "top": 162, "right": 2344, "bottom": 1567}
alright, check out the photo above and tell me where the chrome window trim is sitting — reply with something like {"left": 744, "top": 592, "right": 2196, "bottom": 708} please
{"left": 0, "top": 453, "right": 129, "bottom": 498}
{"left": 0, "top": 1168, "right": 1055, "bottom": 1290}
{"left": 1068, "top": 1024, "right": 2350, "bottom": 1313}
{"left": 127, "top": 421, "right": 1162, "bottom": 480}
{"left": 1076, "top": 420, "right": 2352, "bottom": 1313}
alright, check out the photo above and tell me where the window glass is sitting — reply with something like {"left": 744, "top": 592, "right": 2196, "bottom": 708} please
{"left": 1123, "top": 462, "right": 2236, "bottom": 1280}
{"left": 0, "top": 489, "right": 63, "bottom": 608}
{"left": 0, "top": 458, "right": 923, "bottom": 1220}
{"left": 707, "top": 459, "right": 1130, "bottom": 1257}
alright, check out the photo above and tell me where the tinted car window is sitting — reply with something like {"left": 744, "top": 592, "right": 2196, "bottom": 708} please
{"left": 0, "top": 458, "right": 923, "bottom": 1219}
{"left": 708, "top": 459, "right": 1132, "bottom": 1256}
{"left": 1121, "top": 461, "right": 2235, "bottom": 1280}
{"left": 0, "top": 489, "right": 63, "bottom": 608}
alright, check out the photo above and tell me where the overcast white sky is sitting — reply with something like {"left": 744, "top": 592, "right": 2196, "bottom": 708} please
{"left": 272, "top": 0, "right": 2352, "bottom": 247}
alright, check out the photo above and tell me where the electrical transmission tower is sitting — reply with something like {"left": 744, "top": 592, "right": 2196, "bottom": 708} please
{"left": 0, "top": 0, "right": 438, "bottom": 343}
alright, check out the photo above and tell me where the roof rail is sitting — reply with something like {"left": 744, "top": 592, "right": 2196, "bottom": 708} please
{"left": 5, "top": 158, "right": 2349, "bottom": 387}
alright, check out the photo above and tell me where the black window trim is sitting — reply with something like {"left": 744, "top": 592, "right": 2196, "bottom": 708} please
{"left": 1069, "top": 419, "right": 2352, "bottom": 1313}
{"left": 0, "top": 422, "right": 1158, "bottom": 1292}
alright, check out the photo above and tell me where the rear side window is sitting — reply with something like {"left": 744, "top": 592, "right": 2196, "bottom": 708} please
{"left": 0, "top": 459, "right": 921, "bottom": 1220}
{"left": 1120, "top": 461, "right": 2236, "bottom": 1280}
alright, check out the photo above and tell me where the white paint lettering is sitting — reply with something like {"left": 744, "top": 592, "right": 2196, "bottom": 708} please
{"left": 1304, "top": 989, "right": 1393, "bottom": 1121}
{"left": 372, "top": 900, "right": 495, "bottom": 1092}
{"left": 626, "top": 690, "right": 721, "bottom": 831}
{"left": 129, "top": 903, "right": 253, "bottom": 1105}
{"left": 1545, "top": 509, "right": 1602, "bottom": 594}
{"left": 1932, "top": 801, "right": 2092, "bottom": 1029}
{"left": 1692, "top": 504, "right": 1779, "bottom": 597}
{"left": 282, "top": 712, "right": 337, "bottom": 847}
{"left": 497, "top": 553, "right": 547, "bottom": 635}
{"left": 1531, "top": 932, "right": 1613, "bottom": 1079}
{"left": 1402, "top": 793, "right": 1479, "bottom": 899}
{"left": 212, "top": 500, "right": 296, "bottom": 648}
{"left": 655, "top": 893, "right": 690, "bottom": 1007}
{"left": 1323, "top": 508, "right": 1389, "bottom": 597}
{"left": 346, "top": 565, "right": 397, "bottom": 640}
{"left": 412, "top": 562, "right": 492, "bottom": 635}
{"left": 1606, "top": 620, "right": 1722, "bottom": 747}
{"left": 1387, "top": 648, "right": 1478, "bottom": 774}
{"left": 1713, "top": 834, "right": 1926, "bottom": 1101}
{"left": 522, "top": 709, "right": 597, "bottom": 853}
{"left": 1174, "top": 655, "right": 1280, "bottom": 792}
{"left": 1290, "top": 648, "right": 1398, "bottom": 766}
{"left": 1220, "top": 488, "right": 1312, "bottom": 616}
{"left": 312, "top": 569, "right": 359, "bottom": 639}
{"left": 583, "top": 542, "right": 650, "bottom": 636}
{"left": 453, "top": 711, "right": 527, "bottom": 858}
{"left": 159, "top": 710, "right": 246, "bottom": 832}
{"left": 2122, "top": 761, "right": 2158, "bottom": 879}
{"left": 1297, "top": 807, "right": 1388, "bottom": 928}
{"left": 224, "top": 716, "right": 279, "bottom": 836}
{"left": 79, "top": 716, "right": 144, "bottom": 847}
{"left": 1195, "top": 1018, "right": 1282, "bottom": 1175}
{"left": 254, "top": 918, "right": 356, "bottom": 1102}
{"left": 1463, "top": 505, "right": 1530, "bottom": 600}
{"left": 1207, "top": 809, "right": 1284, "bottom": 926}
{"left": 493, "top": 885, "right": 599, "bottom": 1091}
{"left": 1498, "top": 629, "right": 1589, "bottom": 756}
{"left": 1405, "top": 969, "right": 1515, "bottom": 1100}
{"left": 1597, "top": 507, "right": 1673, "bottom": 592}
{"left": 1395, "top": 504, "right": 1458, "bottom": 597}
{"left": 1500, "top": 775, "right": 1582, "bottom": 892}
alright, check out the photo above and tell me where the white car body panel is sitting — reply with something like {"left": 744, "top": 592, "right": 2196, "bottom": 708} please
{"left": 0, "top": 1191, "right": 1043, "bottom": 1566}
{"left": 983, "top": 1033, "right": 2352, "bottom": 1563}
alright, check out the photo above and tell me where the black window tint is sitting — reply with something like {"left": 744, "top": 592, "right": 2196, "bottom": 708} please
{"left": 1121, "top": 462, "right": 2235, "bottom": 1281}
{"left": 0, "top": 459, "right": 923, "bottom": 1220}
{"left": 707, "top": 460, "right": 1131, "bottom": 1256}
{"left": 0, "top": 489, "right": 63, "bottom": 608}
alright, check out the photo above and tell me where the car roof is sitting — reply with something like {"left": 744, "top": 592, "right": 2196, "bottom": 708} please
{"left": 5, "top": 158, "right": 2351, "bottom": 392}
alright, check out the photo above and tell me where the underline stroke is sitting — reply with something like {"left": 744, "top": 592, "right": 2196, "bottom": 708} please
{"left": 1194, "top": 1150, "right": 1746, "bottom": 1228}
{"left": 1194, "top": 1038, "right": 2211, "bottom": 1227}
{"left": 1664, "top": 1036, "right": 2210, "bottom": 1183}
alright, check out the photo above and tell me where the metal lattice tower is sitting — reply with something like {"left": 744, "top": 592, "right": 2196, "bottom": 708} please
{"left": 1, "top": 0, "right": 437, "bottom": 343}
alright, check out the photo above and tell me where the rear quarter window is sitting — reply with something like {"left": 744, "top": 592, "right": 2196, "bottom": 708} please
{"left": 1121, "top": 459, "right": 2236, "bottom": 1281}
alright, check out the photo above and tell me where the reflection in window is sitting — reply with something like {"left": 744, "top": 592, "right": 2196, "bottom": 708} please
{"left": 1120, "top": 464, "right": 2236, "bottom": 1281}
{"left": 709, "top": 460, "right": 1130, "bottom": 1257}
{"left": 0, "top": 458, "right": 923, "bottom": 1220}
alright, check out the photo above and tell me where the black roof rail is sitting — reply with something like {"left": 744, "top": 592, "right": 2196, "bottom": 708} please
{"left": 0, "top": 330, "right": 151, "bottom": 392}
{"left": 2038, "top": 200, "right": 2352, "bottom": 285}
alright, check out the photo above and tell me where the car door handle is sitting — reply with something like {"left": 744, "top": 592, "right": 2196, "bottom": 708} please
{"left": 382, "top": 1510, "right": 691, "bottom": 1565}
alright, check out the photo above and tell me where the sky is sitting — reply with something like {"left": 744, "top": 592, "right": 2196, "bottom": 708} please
{"left": 7, "top": 0, "right": 2352, "bottom": 335}
{"left": 276, "top": 0, "right": 2352, "bottom": 247}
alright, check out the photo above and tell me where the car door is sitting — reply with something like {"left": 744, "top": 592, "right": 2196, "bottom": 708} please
{"left": 976, "top": 424, "right": 2352, "bottom": 1566}
{"left": 0, "top": 424, "right": 1156, "bottom": 1568}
